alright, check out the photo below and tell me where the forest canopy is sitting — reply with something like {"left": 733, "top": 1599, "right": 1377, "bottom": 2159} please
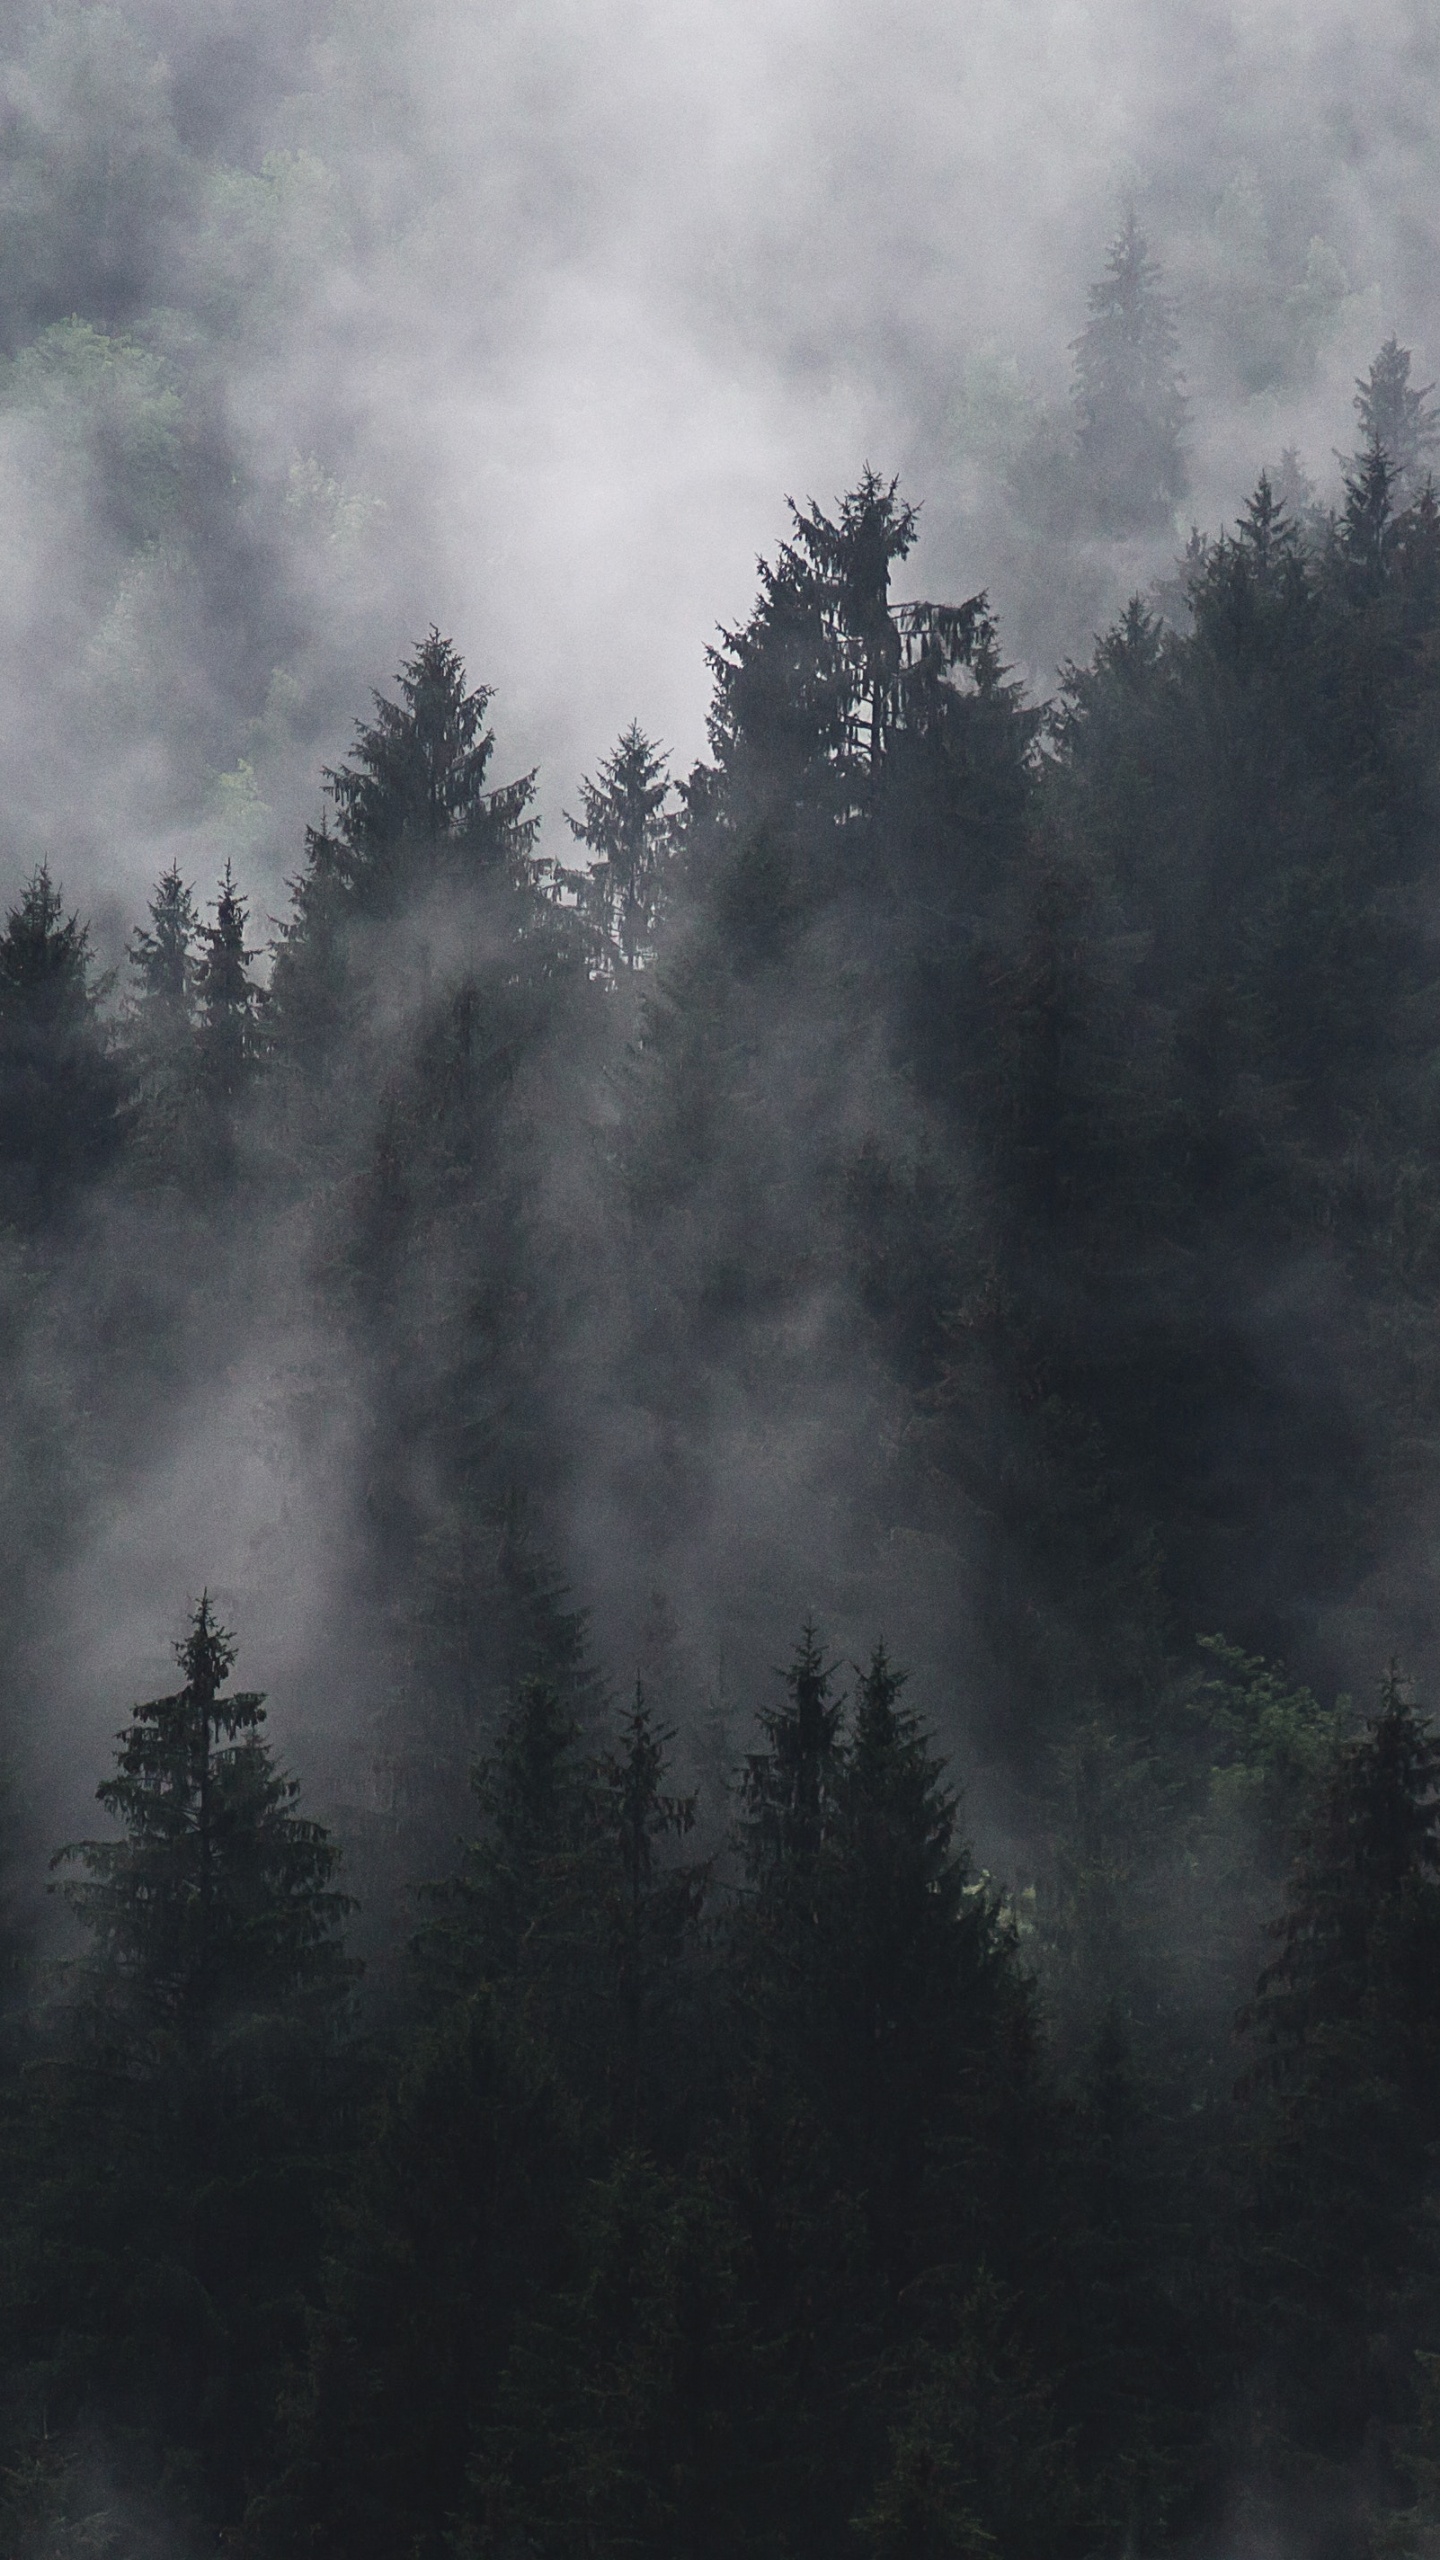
{"left": 1, "top": 143, "right": 1440, "bottom": 2560}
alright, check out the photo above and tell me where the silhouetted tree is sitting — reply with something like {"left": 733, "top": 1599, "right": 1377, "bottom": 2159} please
{"left": 0, "top": 865, "right": 124, "bottom": 1220}
{"left": 26, "top": 1602, "right": 354, "bottom": 2517}
{"left": 1354, "top": 336, "right": 1439, "bottom": 494}
{"left": 1073, "top": 211, "right": 1188, "bottom": 532}
{"left": 196, "top": 858, "right": 261, "bottom": 1114}
{"left": 563, "top": 723, "right": 675, "bottom": 972}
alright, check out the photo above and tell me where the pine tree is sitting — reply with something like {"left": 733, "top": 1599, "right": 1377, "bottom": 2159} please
{"left": 122, "top": 863, "right": 202, "bottom": 1183}
{"left": 0, "top": 865, "right": 124, "bottom": 1220}
{"left": 268, "top": 632, "right": 544, "bottom": 1076}
{"left": 1072, "top": 211, "right": 1188, "bottom": 534}
{"left": 593, "top": 1685, "right": 703, "bottom": 2143}
{"left": 1339, "top": 437, "right": 1401, "bottom": 591}
{"left": 56, "top": 1596, "right": 352, "bottom": 2058}
{"left": 416, "top": 1676, "right": 597, "bottom": 2037}
{"left": 196, "top": 860, "right": 261, "bottom": 1117}
{"left": 737, "top": 1621, "right": 844, "bottom": 1894}
{"left": 126, "top": 865, "right": 198, "bottom": 1031}
{"left": 562, "top": 723, "right": 674, "bottom": 973}
{"left": 28, "top": 1601, "right": 355, "bottom": 2517}
{"left": 1237, "top": 1673, "right": 1440, "bottom": 2511}
{"left": 1354, "top": 337, "right": 1439, "bottom": 495}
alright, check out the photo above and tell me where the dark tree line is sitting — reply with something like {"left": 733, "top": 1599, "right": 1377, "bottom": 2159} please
{"left": 2, "top": 319, "right": 1440, "bottom": 2556}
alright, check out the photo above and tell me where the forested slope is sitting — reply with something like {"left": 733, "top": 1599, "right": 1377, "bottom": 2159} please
{"left": 0, "top": 300, "right": 1439, "bottom": 2558}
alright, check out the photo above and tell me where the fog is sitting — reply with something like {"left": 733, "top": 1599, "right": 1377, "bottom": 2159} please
{"left": 4, "top": 0, "right": 1438, "bottom": 912}
{"left": 4, "top": 0, "right": 1440, "bottom": 1855}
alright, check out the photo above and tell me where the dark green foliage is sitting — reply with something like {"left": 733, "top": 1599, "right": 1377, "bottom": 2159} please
{"left": 18, "top": 1603, "right": 354, "bottom": 2523}
{"left": 563, "top": 722, "right": 675, "bottom": 972}
{"left": 127, "top": 865, "right": 198, "bottom": 1027}
{"left": 1234, "top": 1675, "right": 1440, "bottom": 2523}
{"left": 267, "top": 628, "right": 544, "bottom": 1082}
{"left": 0, "top": 866, "right": 124, "bottom": 1221}
{"left": 1354, "top": 336, "right": 1438, "bottom": 493}
{"left": 54, "top": 1596, "right": 352, "bottom": 2049}
{"left": 196, "top": 860, "right": 261, "bottom": 1115}
{"left": 12, "top": 360, "right": 1440, "bottom": 2560}
{"left": 1071, "top": 211, "right": 1188, "bottom": 533}
{"left": 268, "top": 1996, "right": 573, "bottom": 2560}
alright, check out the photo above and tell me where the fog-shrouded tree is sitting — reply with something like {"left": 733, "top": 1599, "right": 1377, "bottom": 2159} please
{"left": 126, "top": 863, "right": 198, "bottom": 1032}
{"left": 123, "top": 862, "right": 201, "bottom": 1180}
{"left": 267, "top": 629, "right": 545, "bottom": 1077}
{"left": 196, "top": 858, "right": 262, "bottom": 1136}
{"left": 56, "top": 1595, "right": 352, "bottom": 2057}
{"left": 562, "top": 721, "right": 675, "bottom": 973}
{"left": 1235, "top": 1673, "right": 1440, "bottom": 2523}
{"left": 25, "top": 1600, "right": 355, "bottom": 2520}
{"left": 0, "top": 864, "right": 124, "bottom": 1221}
{"left": 1072, "top": 210, "right": 1188, "bottom": 534}
{"left": 1354, "top": 336, "right": 1439, "bottom": 495}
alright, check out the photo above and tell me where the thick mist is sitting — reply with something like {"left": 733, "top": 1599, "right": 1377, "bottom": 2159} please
{"left": 5, "top": 0, "right": 1440, "bottom": 1857}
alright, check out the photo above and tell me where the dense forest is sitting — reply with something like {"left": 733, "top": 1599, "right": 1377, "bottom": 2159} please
{"left": 6, "top": 7, "right": 1440, "bottom": 2550}
{"left": 2, "top": 192, "right": 1440, "bottom": 2551}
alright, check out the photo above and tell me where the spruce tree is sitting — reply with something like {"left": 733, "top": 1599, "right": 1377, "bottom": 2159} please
{"left": 268, "top": 632, "right": 544, "bottom": 1078}
{"left": 1354, "top": 337, "right": 1439, "bottom": 495}
{"left": 563, "top": 722, "right": 674, "bottom": 972}
{"left": 56, "top": 1595, "right": 352, "bottom": 2059}
{"left": 126, "top": 864, "right": 198, "bottom": 1031}
{"left": 0, "top": 865, "right": 124, "bottom": 1221}
{"left": 30, "top": 1601, "right": 355, "bottom": 2516}
{"left": 593, "top": 1685, "right": 703, "bottom": 2143}
{"left": 1072, "top": 211, "right": 1188, "bottom": 533}
{"left": 1237, "top": 1674, "right": 1440, "bottom": 2515}
{"left": 737, "top": 1621, "right": 844, "bottom": 1895}
{"left": 196, "top": 859, "right": 261, "bottom": 1133}
{"left": 123, "top": 863, "right": 201, "bottom": 1182}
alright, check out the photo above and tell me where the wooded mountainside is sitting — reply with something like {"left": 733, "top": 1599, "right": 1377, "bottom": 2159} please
{"left": 5, "top": 226, "right": 1440, "bottom": 2560}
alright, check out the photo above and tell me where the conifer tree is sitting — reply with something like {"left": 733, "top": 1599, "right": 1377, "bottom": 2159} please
{"left": 29, "top": 1602, "right": 354, "bottom": 2517}
{"left": 1237, "top": 1673, "right": 1440, "bottom": 2503}
{"left": 126, "top": 864, "right": 198, "bottom": 1031}
{"left": 1354, "top": 337, "right": 1439, "bottom": 494}
{"left": 196, "top": 859, "right": 261, "bottom": 1117}
{"left": 56, "top": 1596, "right": 352, "bottom": 2058}
{"left": 563, "top": 722, "right": 674, "bottom": 972}
{"left": 0, "top": 865, "right": 124, "bottom": 1220}
{"left": 737, "top": 1621, "right": 844, "bottom": 1893}
{"left": 594, "top": 1685, "right": 703, "bottom": 2142}
{"left": 122, "top": 863, "right": 201, "bottom": 1181}
{"left": 1072, "top": 211, "right": 1188, "bottom": 533}
{"left": 268, "top": 631, "right": 544, "bottom": 1075}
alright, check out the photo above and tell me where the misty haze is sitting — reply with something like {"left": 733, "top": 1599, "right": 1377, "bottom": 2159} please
{"left": 1, "top": 3, "right": 1440, "bottom": 2556}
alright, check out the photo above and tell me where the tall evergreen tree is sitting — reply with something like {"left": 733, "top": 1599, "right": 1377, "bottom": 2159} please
{"left": 268, "top": 631, "right": 544, "bottom": 1078}
{"left": 56, "top": 1596, "right": 352, "bottom": 2056}
{"left": 563, "top": 723, "right": 675, "bottom": 973}
{"left": 126, "top": 864, "right": 198, "bottom": 1030}
{"left": 0, "top": 865, "right": 124, "bottom": 1221}
{"left": 123, "top": 863, "right": 201, "bottom": 1181}
{"left": 1072, "top": 211, "right": 1188, "bottom": 533}
{"left": 737, "top": 1622, "right": 844, "bottom": 1895}
{"left": 196, "top": 859, "right": 261, "bottom": 1112}
{"left": 1354, "top": 336, "right": 1439, "bottom": 495}
{"left": 26, "top": 1601, "right": 355, "bottom": 2519}
{"left": 1235, "top": 1675, "right": 1440, "bottom": 2531}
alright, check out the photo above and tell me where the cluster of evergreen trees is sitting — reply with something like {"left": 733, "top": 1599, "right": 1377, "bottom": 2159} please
{"left": 4, "top": 308, "right": 1440, "bottom": 2554}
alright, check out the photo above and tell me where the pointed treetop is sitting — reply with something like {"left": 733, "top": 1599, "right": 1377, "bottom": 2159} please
{"left": 1354, "top": 337, "right": 1439, "bottom": 488}
{"left": 1072, "top": 210, "right": 1188, "bottom": 533}
{"left": 0, "top": 865, "right": 99, "bottom": 1026}
{"left": 326, "top": 629, "right": 535, "bottom": 883}
{"left": 128, "top": 866, "right": 199, "bottom": 1018}
{"left": 564, "top": 722, "right": 675, "bottom": 972}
